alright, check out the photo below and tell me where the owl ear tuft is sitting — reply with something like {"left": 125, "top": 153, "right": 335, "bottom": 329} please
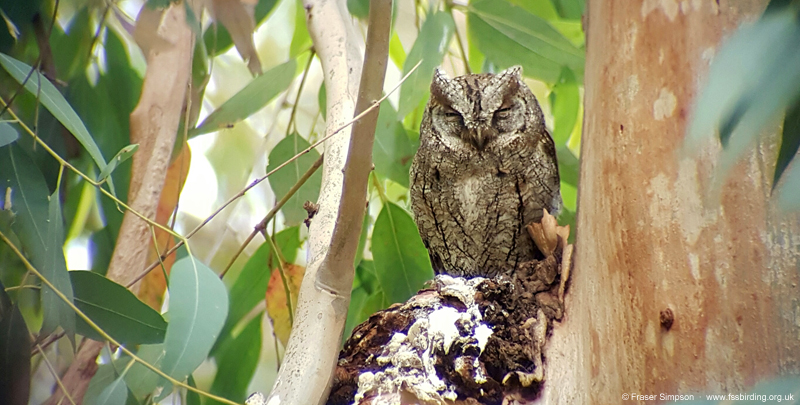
{"left": 431, "top": 67, "right": 458, "bottom": 106}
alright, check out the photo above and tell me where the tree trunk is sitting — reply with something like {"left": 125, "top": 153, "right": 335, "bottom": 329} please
{"left": 544, "top": 0, "right": 800, "bottom": 403}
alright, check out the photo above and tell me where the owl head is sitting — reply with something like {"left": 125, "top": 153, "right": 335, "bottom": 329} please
{"left": 426, "top": 66, "right": 545, "bottom": 151}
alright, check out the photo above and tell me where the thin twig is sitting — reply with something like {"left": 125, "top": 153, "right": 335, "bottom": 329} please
{"left": 286, "top": 49, "right": 316, "bottom": 136}
{"left": 35, "top": 342, "right": 77, "bottom": 405}
{"left": 132, "top": 61, "right": 420, "bottom": 286}
{"left": 265, "top": 233, "right": 294, "bottom": 325}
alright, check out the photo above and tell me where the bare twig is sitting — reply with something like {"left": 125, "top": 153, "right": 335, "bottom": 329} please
{"left": 265, "top": 0, "right": 392, "bottom": 403}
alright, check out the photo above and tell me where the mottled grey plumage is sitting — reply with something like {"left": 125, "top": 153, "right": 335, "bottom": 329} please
{"left": 410, "top": 66, "right": 562, "bottom": 278}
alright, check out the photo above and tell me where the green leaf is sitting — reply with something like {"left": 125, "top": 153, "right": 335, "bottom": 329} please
{"left": 344, "top": 285, "right": 368, "bottom": 341}
{"left": 0, "top": 53, "right": 115, "bottom": 195}
{"left": 556, "top": 146, "right": 579, "bottom": 187}
{"left": 397, "top": 11, "right": 455, "bottom": 118}
{"left": 191, "top": 59, "right": 297, "bottom": 136}
{"left": 214, "top": 227, "right": 299, "bottom": 355}
{"left": 553, "top": 0, "right": 585, "bottom": 19}
{"left": 97, "top": 144, "right": 139, "bottom": 183}
{"left": 550, "top": 67, "right": 579, "bottom": 146}
{"left": 161, "top": 255, "right": 229, "bottom": 382}
{"left": 95, "top": 375, "right": 129, "bottom": 405}
{"left": 467, "top": 0, "right": 584, "bottom": 83}
{"left": 371, "top": 202, "right": 433, "bottom": 304}
{"left": 774, "top": 100, "right": 800, "bottom": 190}
{"left": 40, "top": 186, "right": 76, "bottom": 341}
{"left": 389, "top": 32, "right": 407, "bottom": 68}
{"left": 347, "top": 0, "right": 370, "bottom": 18}
{"left": 685, "top": 11, "right": 800, "bottom": 186}
{"left": 267, "top": 133, "right": 323, "bottom": 226}
{"left": 776, "top": 153, "right": 800, "bottom": 212}
{"left": 358, "top": 289, "right": 388, "bottom": 322}
{"left": 209, "top": 314, "right": 262, "bottom": 404}
{"left": 124, "top": 344, "right": 165, "bottom": 400}
{"left": 374, "top": 102, "right": 416, "bottom": 187}
{"left": 290, "top": 0, "right": 311, "bottom": 57}
{"left": 318, "top": 81, "right": 327, "bottom": 120}
{"left": 204, "top": 0, "right": 279, "bottom": 56}
{"left": 84, "top": 356, "right": 132, "bottom": 405}
{"left": 186, "top": 375, "right": 201, "bottom": 405}
{"left": 0, "top": 122, "right": 18, "bottom": 147}
{"left": 70, "top": 270, "right": 167, "bottom": 345}
{"left": 0, "top": 280, "right": 31, "bottom": 405}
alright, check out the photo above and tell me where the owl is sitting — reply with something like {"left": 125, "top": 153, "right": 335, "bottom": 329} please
{"left": 410, "top": 66, "right": 562, "bottom": 278}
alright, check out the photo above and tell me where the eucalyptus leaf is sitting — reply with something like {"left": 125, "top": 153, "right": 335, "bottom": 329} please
{"left": 70, "top": 270, "right": 167, "bottom": 345}
{"left": 556, "top": 146, "right": 579, "bottom": 187}
{"left": 371, "top": 202, "right": 433, "bottom": 304}
{"left": 397, "top": 11, "right": 455, "bottom": 118}
{"left": 290, "top": 0, "right": 311, "bottom": 57}
{"left": 161, "top": 255, "right": 229, "bottom": 382}
{"left": 40, "top": 187, "right": 75, "bottom": 341}
{"left": 214, "top": 227, "right": 300, "bottom": 355}
{"left": 550, "top": 67, "right": 579, "bottom": 146}
{"left": 467, "top": 0, "right": 584, "bottom": 83}
{"left": 94, "top": 375, "right": 129, "bottom": 405}
{"left": 209, "top": 315, "right": 262, "bottom": 404}
{"left": 191, "top": 59, "right": 297, "bottom": 136}
{"left": 0, "top": 53, "right": 115, "bottom": 195}
{"left": 374, "top": 102, "right": 416, "bottom": 187}
{"left": 0, "top": 122, "right": 18, "bottom": 147}
{"left": 0, "top": 280, "right": 31, "bottom": 405}
{"left": 773, "top": 100, "right": 800, "bottom": 190}
{"left": 266, "top": 133, "right": 322, "bottom": 226}
{"left": 124, "top": 344, "right": 165, "bottom": 400}
{"left": 97, "top": 144, "right": 139, "bottom": 183}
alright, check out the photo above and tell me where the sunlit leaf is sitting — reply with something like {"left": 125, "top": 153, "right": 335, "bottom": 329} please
{"left": 70, "top": 271, "right": 167, "bottom": 345}
{"left": 214, "top": 227, "right": 300, "bottom": 355}
{"left": 209, "top": 314, "right": 262, "bottom": 405}
{"left": 0, "top": 122, "right": 18, "bottom": 147}
{"left": 97, "top": 144, "right": 138, "bottom": 183}
{"left": 371, "top": 202, "right": 433, "bottom": 304}
{"left": 191, "top": 59, "right": 297, "bottom": 136}
{"left": 204, "top": 0, "right": 279, "bottom": 56}
{"left": 265, "top": 264, "right": 304, "bottom": 346}
{"left": 0, "top": 53, "right": 115, "bottom": 194}
{"left": 161, "top": 255, "right": 229, "bottom": 382}
{"left": 374, "top": 102, "right": 416, "bottom": 187}
{"left": 773, "top": 100, "right": 800, "bottom": 190}
{"left": 389, "top": 32, "right": 406, "bottom": 68}
{"left": 0, "top": 280, "right": 30, "bottom": 405}
{"left": 397, "top": 11, "right": 455, "bottom": 118}
{"left": 550, "top": 67, "right": 579, "bottom": 146}
{"left": 267, "top": 133, "right": 323, "bottom": 226}
{"left": 467, "top": 0, "right": 584, "bottom": 83}
{"left": 290, "top": 0, "right": 311, "bottom": 57}
{"left": 94, "top": 375, "right": 129, "bottom": 405}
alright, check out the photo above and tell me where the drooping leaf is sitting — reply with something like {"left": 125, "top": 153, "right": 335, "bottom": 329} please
{"left": 209, "top": 0, "right": 262, "bottom": 76}
{"left": 0, "top": 53, "right": 115, "bottom": 194}
{"left": 685, "top": 11, "right": 800, "bottom": 185}
{"left": 0, "top": 280, "right": 30, "bottom": 405}
{"left": 70, "top": 271, "right": 168, "bottom": 345}
{"left": 40, "top": 186, "right": 75, "bottom": 341}
{"left": 161, "top": 255, "right": 229, "bottom": 382}
{"left": 550, "top": 67, "right": 579, "bottom": 146}
{"left": 388, "top": 32, "right": 407, "bottom": 68}
{"left": 191, "top": 59, "right": 297, "bottom": 136}
{"left": 556, "top": 146, "right": 579, "bottom": 187}
{"left": 265, "top": 264, "right": 304, "bottom": 346}
{"left": 208, "top": 314, "right": 262, "bottom": 405}
{"left": 266, "top": 133, "right": 323, "bottom": 226}
{"left": 397, "top": 11, "right": 455, "bottom": 118}
{"left": 214, "top": 226, "right": 300, "bottom": 355}
{"left": 371, "top": 202, "right": 433, "bottom": 304}
{"left": 204, "top": 0, "right": 279, "bottom": 56}
{"left": 84, "top": 356, "right": 132, "bottom": 405}
{"left": 94, "top": 375, "right": 129, "bottom": 405}
{"left": 467, "top": 0, "right": 584, "bottom": 83}
{"left": 773, "top": 100, "right": 800, "bottom": 190}
{"left": 0, "top": 122, "right": 18, "bottom": 147}
{"left": 97, "top": 144, "right": 139, "bottom": 183}
{"left": 373, "top": 102, "right": 416, "bottom": 187}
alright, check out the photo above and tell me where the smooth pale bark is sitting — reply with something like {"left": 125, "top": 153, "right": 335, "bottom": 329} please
{"left": 266, "top": 0, "right": 391, "bottom": 404}
{"left": 544, "top": 1, "right": 800, "bottom": 403}
{"left": 44, "top": 3, "right": 195, "bottom": 404}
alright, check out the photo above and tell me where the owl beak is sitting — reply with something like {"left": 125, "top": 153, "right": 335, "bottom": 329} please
{"left": 473, "top": 127, "right": 486, "bottom": 150}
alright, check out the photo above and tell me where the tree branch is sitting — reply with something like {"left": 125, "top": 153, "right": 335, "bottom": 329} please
{"left": 264, "top": 0, "right": 392, "bottom": 403}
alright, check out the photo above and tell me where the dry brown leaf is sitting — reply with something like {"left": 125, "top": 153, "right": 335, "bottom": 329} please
{"left": 211, "top": 0, "right": 262, "bottom": 76}
{"left": 266, "top": 264, "right": 306, "bottom": 346}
